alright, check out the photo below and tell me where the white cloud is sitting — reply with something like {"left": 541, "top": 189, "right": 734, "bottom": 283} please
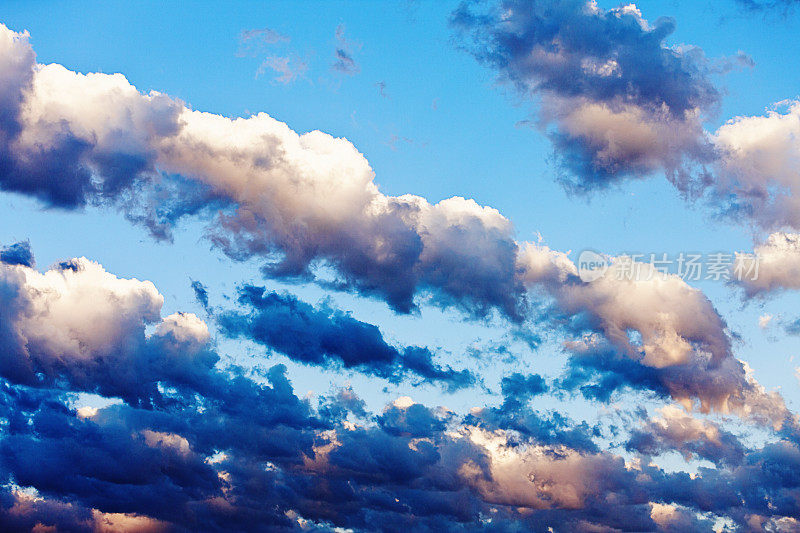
{"left": 712, "top": 101, "right": 800, "bottom": 230}
{"left": 734, "top": 232, "right": 800, "bottom": 296}
{"left": 0, "top": 256, "right": 216, "bottom": 398}
{"left": 0, "top": 22, "right": 521, "bottom": 316}
{"left": 517, "top": 246, "right": 789, "bottom": 424}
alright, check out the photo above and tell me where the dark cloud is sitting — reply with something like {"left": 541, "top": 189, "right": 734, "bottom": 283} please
{"left": 0, "top": 25, "right": 798, "bottom": 532}
{"left": 499, "top": 372, "right": 547, "bottom": 410}
{"left": 453, "top": 0, "right": 717, "bottom": 114}
{"left": 0, "top": 274, "right": 797, "bottom": 532}
{"left": 784, "top": 318, "right": 800, "bottom": 336}
{"left": 0, "top": 240, "right": 33, "bottom": 267}
{"left": 191, "top": 279, "right": 210, "bottom": 311}
{"left": 0, "top": 373, "right": 758, "bottom": 532}
{"left": 466, "top": 372, "right": 600, "bottom": 453}
{"left": 219, "top": 285, "right": 476, "bottom": 390}
{"left": 319, "top": 386, "right": 368, "bottom": 420}
{"left": 0, "top": 367, "right": 326, "bottom": 532}
{"left": 555, "top": 337, "right": 787, "bottom": 430}
{"left": 332, "top": 49, "right": 358, "bottom": 75}
{"left": 377, "top": 401, "right": 449, "bottom": 438}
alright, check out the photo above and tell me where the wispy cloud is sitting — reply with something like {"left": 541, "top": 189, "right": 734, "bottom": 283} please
{"left": 236, "top": 26, "right": 289, "bottom": 57}
{"left": 331, "top": 24, "right": 360, "bottom": 75}
{"left": 237, "top": 25, "right": 307, "bottom": 84}
{"left": 256, "top": 55, "right": 308, "bottom": 84}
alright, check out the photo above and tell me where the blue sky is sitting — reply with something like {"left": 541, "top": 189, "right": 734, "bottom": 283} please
{"left": 1, "top": 1, "right": 800, "bottom": 531}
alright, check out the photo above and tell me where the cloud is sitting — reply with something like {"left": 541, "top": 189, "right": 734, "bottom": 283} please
{"left": 190, "top": 279, "right": 210, "bottom": 311}
{"left": 256, "top": 55, "right": 308, "bottom": 84}
{"left": 736, "top": 0, "right": 800, "bottom": 11}
{"left": 237, "top": 27, "right": 290, "bottom": 57}
{"left": 710, "top": 102, "right": 800, "bottom": 230}
{"left": 0, "top": 240, "right": 33, "bottom": 267}
{"left": 452, "top": 0, "right": 719, "bottom": 189}
{"left": 498, "top": 372, "right": 547, "bottom": 410}
{"left": 377, "top": 398, "right": 450, "bottom": 438}
{"left": 0, "top": 255, "right": 220, "bottom": 405}
{"left": 1, "top": 16, "right": 800, "bottom": 532}
{"left": 732, "top": 232, "right": 800, "bottom": 297}
{"left": 219, "top": 285, "right": 476, "bottom": 390}
{"left": 452, "top": 2, "right": 800, "bottom": 232}
{"left": 236, "top": 26, "right": 307, "bottom": 85}
{"left": 0, "top": 22, "right": 787, "bottom": 429}
{"left": 331, "top": 24, "right": 360, "bottom": 75}
{"left": 626, "top": 405, "right": 746, "bottom": 466}
{"left": 0, "top": 23, "right": 523, "bottom": 319}
{"left": 0, "top": 252, "right": 797, "bottom": 531}
{"left": 4, "top": 371, "right": 795, "bottom": 532}
{"left": 0, "top": 368, "right": 324, "bottom": 531}
{"left": 518, "top": 244, "right": 791, "bottom": 425}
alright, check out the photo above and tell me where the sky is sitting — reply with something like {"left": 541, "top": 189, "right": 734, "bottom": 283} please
{"left": 0, "top": 0, "right": 800, "bottom": 531}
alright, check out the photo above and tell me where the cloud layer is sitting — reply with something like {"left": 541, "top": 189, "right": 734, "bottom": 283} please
{"left": 0, "top": 20, "right": 786, "bottom": 426}
{"left": 0, "top": 256, "right": 797, "bottom": 532}
{"left": 0, "top": 14, "right": 799, "bottom": 530}
{"left": 0, "top": 251, "right": 798, "bottom": 531}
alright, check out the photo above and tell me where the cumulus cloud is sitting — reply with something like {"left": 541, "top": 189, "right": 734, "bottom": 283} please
{"left": 626, "top": 405, "right": 746, "bottom": 466}
{"left": 0, "top": 253, "right": 218, "bottom": 405}
{"left": 6, "top": 370, "right": 800, "bottom": 532}
{"left": 518, "top": 244, "right": 790, "bottom": 425}
{"left": 452, "top": 0, "right": 719, "bottom": 188}
{"left": 452, "top": 0, "right": 800, "bottom": 231}
{"left": 0, "top": 23, "right": 523, "bottom": 319}
{"left": 732, "top": 232, "right": 800, "bottom": 296}
{"left": 711, "top": 102, "right": 800, "bottom": 230}
{"left": 1, "top": 16, "right": 799, "bottom": 532}
{"left": 0, "top": 246, "right": 474, "bottom": 398}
